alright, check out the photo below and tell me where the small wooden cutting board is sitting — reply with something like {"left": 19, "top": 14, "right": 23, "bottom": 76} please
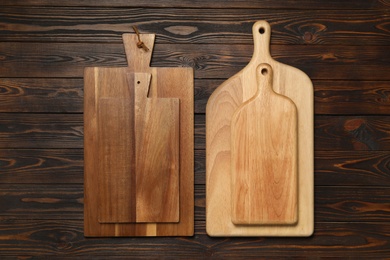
{"left": 206, "top": 20, "right": 313, "bottom": 237}
{"left": 132, "top": 73, "right": 180, "bottom": 223}
{"left": 231, "top": 64, "right": 298, "bottom": 225}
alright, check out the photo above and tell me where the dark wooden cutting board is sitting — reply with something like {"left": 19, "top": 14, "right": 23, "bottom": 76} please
{"left": 84, "top": 33, "right": 193, "bottom": 237}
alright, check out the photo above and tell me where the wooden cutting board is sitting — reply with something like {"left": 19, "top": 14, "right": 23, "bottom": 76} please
{"left": 95, "top": 72, "right": 179, "bottom": 224}
{"left": 132, "top": 73, "right": 180, "bottom": 223}
{"left": 231, "top": 63, "right": 298, "bottom": 225}
{"left": 206, "top": 20, "right": 313, "bottom": 236}
{"left": 84, "top": 33, "right": 194, "bottom": 237}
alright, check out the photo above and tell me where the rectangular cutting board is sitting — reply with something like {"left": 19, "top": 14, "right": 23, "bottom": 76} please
{"left": 84, "top": 33, "right": 194, "bottom": 237}
{"left": 206, "top": 21, "right": 314, "bottom": 236}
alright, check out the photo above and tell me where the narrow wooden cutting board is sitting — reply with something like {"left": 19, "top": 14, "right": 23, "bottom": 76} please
{"left": 206, "top": 20, "right": 313, "bottom": 236}
{"left": 131, "top": 73, "right": 180, "bottom": 223}
{"left": 84, "top": 33, "right": 194, "bottom": 237}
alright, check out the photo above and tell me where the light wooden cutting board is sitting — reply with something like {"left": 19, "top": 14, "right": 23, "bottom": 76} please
{"left": 84, "top": 33, "right": 194, "bottom": 237}
{"left": 206, "top": 20, "right": 314, "bottom": 236}
{"left": 231, "top": 63, "right": 298, "bottom": 225}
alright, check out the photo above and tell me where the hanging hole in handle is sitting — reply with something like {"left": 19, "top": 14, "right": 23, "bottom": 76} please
{"left": 259, "top": 27, "right": 265, "bottom": 34}
{"left": 137, "top": 81, "right": 140, "bottom": 84}
{"left": 261, "top": 68, "right": 268, "bottom": 75}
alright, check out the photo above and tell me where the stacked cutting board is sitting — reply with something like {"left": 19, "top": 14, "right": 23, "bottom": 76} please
{"left": 84, "top": 33, "right": 194, "bottom": 236}
{"left": 84, "top": 21, "right": 313, "bottom": 238}
{"left": 206, "top": 21, "right": 314, "bottom": 236}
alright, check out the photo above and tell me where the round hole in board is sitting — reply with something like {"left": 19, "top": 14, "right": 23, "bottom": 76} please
{"left": 259, "top": 27, "right": 265, "bottom": 34}
{"left": 261, "top": 68, "right": 268, "bottom": 75}
{"left": 137, "top": 81, "right": 140, "bottom": 84}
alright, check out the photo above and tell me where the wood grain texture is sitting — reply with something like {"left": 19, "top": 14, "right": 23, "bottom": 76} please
{"left": 231, "top": 64, "right": 298, "bottom": 225}
{"left": 0, "top": 0, "right": 387, "bottom": 9}
{"left": 197, "top": 115, "right": 390, "bottom": 151}
{"left": 0, "top": 0, "right": 389, "bottom": 257}
{"left": 0, "top": 78, "right": 83, "bottom": 113}
{"left": 1, "top": 7, "right": 389, "bottom": 45}
{"left": 206, "top": 21, "right": 313, "bottom": 236}
{"left": 314, "top": 151, "right": 390, "bottom": 186}
{"left": 196, "top": 80, "right": 390, "bottom": 114}
{"left": 1, "top": 114, "right": 390, "bottom": 151}
{"left": 1, "top": 42, "right": 389, "bottom": 80}
{"left": 0, "top": 150, "right": 389, "bottom": 187}
{"left": 1, "top": 185, "right": 389, "bottom": 223}
{"left": 0, "top": 220, "right": 389, "bottom": 258}
{"left": 1, "top": 78, "right": 389, "bottom": 115}
{"left": 94, "top": 69, "right": 135, "bottom": 223}
{"left": 132, "top": 73, "right": 180, "bottom": 223}
{"left": 85, "top": 70, "right": 179, "bottom": 224}
{"left": 84, "top": 33, "right": 193, "bottom": 236}
{"left": 0, "top": 149, "right": 84, "bottom": 184}
{"left": 0, "top": 113, "right": 84, "bottom": 149}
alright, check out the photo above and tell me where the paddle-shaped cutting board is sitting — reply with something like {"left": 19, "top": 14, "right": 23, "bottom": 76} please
{"left": 84, "top": 33, "right": 193, "bottom": 237}
{"left": 131, "top": 73, "right": 180, "bottom": 223}
{"left": 231, "top": 64, "right": 298, "bottom": 225}
{"left": 206, "top": 20, "right": 313, "bottom": 236}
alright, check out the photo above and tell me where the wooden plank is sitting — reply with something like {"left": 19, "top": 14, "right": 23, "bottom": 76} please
{"left": 1, "top": 78, "right": 389, "bottom": 115}
{"left": 1, "top": 7, "right": 389, "bottom": 45}
{"left": 0, "top": 185, "right": 83, "bottom": 220}
{"left": 314, "top": 187, "right": 390, "bottom": 222}
{"left": 0, "top": 0, "right": 387, "bottom": 9}
{"left": 0, "top": 185, "right": 389, "bottom": 223}
{"left": 195, "top": 115, "right": 390, "bottom": 151}
{"left": 0, "top": 114, "right": 389, "bottom": 151}
{"left": 0, "top": 113, "right": 84, "bottom": 149}
{"left": 195, "top": 80, "right": 390, "bottom": 114}
{"left": 1, "top": 43, "right": 388, "bottom": 80}
{"left": 0, "top": 150, "right": 389, "bottom": 186}
{"left": 0, "top": 78, "right": 83, "bottom": 113}
{"left": 195, "top": 150, "right": 390, "bottom": 187}
{"left": 314, "top": 81, "right": 390, "bottom": 114}
{"left": 0, "top": 220, "right": 388, "bottom": 257}
{"left": 314, "top": 151, "right": 390, "bottom": 186}
{"left": 0, "top": 149, "right": 84, "bottom": 184}
{"left": 314, "top": 116, "right": 390, "bottom": 151}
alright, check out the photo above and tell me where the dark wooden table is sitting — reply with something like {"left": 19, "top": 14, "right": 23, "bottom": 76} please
{"left": 0, "top": 0, "right": 389, "bottom": 258}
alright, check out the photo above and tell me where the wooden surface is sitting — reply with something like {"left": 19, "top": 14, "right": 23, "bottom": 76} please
{"left": 84, "top": 34, "right": 193, "bottom": 236}
{"left": 133, "top": 72, "right": 180, "bottom": 223}
{"left": 0, "top": 0, "right": 389, "bottom": 257}
{"left": 206, "top": 21, "right": 313, "bottom": 236}
{"left": 85, "top": 69, "right": 180, "bottom": 225}
{"left": 95, "top": 69, "right": 135, "bottom": 223}
{"left": 231, "top": 64, "right": 298, "bottom": 225}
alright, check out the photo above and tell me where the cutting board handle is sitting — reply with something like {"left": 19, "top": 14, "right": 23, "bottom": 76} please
{"left": 250, "top": 21, "right": 272, "bottom": 65}
{"left": 255, "top": 63, "right": 273, "bottom": 97}
{"left": 123, "top": 33, "right": 155, "bottom": 71}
